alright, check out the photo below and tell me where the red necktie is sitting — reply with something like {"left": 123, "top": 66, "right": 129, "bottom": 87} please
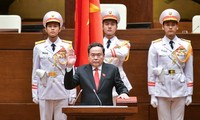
{"left": 94, "top": 68, "right": 100, "bottom": 89}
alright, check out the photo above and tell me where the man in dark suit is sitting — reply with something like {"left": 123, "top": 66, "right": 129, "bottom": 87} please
{"left": 64, "top": 42, "right": 129, "bottom": 105}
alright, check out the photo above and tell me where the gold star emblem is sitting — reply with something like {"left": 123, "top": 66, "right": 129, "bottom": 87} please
{"left": 108, "top": 11, "right": 112, "bottom": 15}
{"left": 51, "top": 15, "right": 55, "bottom": 18}
{"left": 169, "top": 11, "right": 172, "bottom": 16}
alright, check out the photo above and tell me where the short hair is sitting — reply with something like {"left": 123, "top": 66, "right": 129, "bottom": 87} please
{"left": 103, "top": 19, "right": 118, "bottom": 24}
{"left": 163, "top": 20, "right": 178, "bottom": 25}
{"left": 88, "top": 42, "right": 105, "bottom": 54}
{"left": 46, "top": 22, "right": 60, "bottom": 28}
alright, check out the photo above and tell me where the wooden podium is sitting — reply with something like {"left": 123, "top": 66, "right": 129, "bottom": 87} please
{"left": 62, "top": 106, "right": 138, "bottom": 120}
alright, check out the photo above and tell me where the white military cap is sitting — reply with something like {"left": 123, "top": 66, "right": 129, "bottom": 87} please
{"left": 101, "top": 8, "right": 120, "bottom": 23}
{"left": 159, "top": 8, "right": 180, "bottom": 24}
{"left": 43, "top": 11, "right": 63, "bottom": 27}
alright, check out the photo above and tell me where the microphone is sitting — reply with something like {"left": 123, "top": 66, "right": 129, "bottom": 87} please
{"left": 93, "top": 89, "right": 102, "bottom": 106}
{"left": 72, "top": 89, "right": 82, "bottom": 105}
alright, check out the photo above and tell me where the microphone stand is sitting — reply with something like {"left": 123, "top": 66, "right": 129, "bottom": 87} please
{"left": 72, "top": 89, "right": 83, "bottom": 105}
{"left": 93, "top": 89, "right": 102, "bottom": 106}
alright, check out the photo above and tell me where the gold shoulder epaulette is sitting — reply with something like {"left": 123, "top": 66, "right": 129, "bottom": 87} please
{"left": 181, "top": 38, "right": 191, "bottom": 43}
{"left": 119, "top": 39, "right": 129, "bottom": 42}
{"left": 35, "top": 40, "right": 45, "bottom": 45}
{"left": 152, "top": 38, "right": 162, "bottom": 43}
{"left": 62, "top": 39, "right": 72, "bottom": 44}
{"left": 119, "top": 39, "right": 130, "bottom": 45}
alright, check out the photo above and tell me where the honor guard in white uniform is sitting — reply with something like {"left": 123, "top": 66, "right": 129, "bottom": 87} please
{"left": 102, "top": 8, "right": 132, "bottom": 105}
{"left": 32, "top": 11, "right": 76, "bottom": 120}
{"left": 148, "top": 8, "right": 193, "bottom": 120}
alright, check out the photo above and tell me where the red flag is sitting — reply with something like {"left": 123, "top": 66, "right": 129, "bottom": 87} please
{"left": 74, "top": 0, "right": 103, "bottom": 67}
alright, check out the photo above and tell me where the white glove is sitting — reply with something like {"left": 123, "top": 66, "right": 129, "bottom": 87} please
{"left": 153, "top": 66, "right": 163, "bottom": 76}
{"left": 68, "top": 98, "right": 76, "bottom": 105}
{"left": 185, "top": 96, "right": 192, "bottom": 106}
{"left": 151, "top": 95, "right": 158, "bottom": 108}
{"left": 36, "top": 69, "right": 46, "bottom": 78}
{"left": 33, "top": 97, "right": 39, "bottom": 104}
{"left": 36, "top": 69, "right": 47, "bottom": 87}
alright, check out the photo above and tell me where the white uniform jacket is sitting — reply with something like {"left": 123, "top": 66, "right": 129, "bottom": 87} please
{"left": 32, "top": 38, "right": 76, "bottom": 100}
{"left": 103, "top": 36, "right": 132, "bottom": 96}
{"left": 148, "top": 36, "right": 193, "bottom": 98}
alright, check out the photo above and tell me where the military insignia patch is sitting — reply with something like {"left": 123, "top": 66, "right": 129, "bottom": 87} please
{"left": 54, "top": 47, "right": 67, "bottom": 65}
{"left": 176, "top": 45, "right": 186, "bottom": 56}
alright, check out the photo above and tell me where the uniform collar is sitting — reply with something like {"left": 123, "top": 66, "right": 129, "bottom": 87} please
{"left": 103, "top": 36, "right": 119, "bottom": 49}
{"left": 47, "top": 37, "right": 61, "bottom": 44}
{"left": 163, "top": 35, "right": 178, "bottom": 45}
{"left": 104, "top": 36, "right": 117, "bottom": 42}
{"left": 45, "top": 37, "right": 62, "bottom": 53}
{"left": 162, "top": 35, "right": 182, "bottom": 51}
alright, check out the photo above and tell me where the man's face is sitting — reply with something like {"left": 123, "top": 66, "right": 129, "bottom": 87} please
{"left": 103, "top": 19, "right": 117, "bottom": 38}
{"left": 162, "top": 21, "right": 178, "bottom": 38}
{"left": 88, "top": 46, "right": 104, "bottom": 68}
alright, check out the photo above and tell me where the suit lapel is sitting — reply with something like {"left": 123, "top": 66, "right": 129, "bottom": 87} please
{"left": 162, "top": 39, "right": 171, "bottom": 51}
{"left": 97, "top": 63, "right": 107, "bottom": 92}
{"left": 46, "top": 43, "right": 53, "bottom": 54}
{"left": 85, "top": 65, "right": 97, "bottom": 90}
{"left": 173, "top": 39, "right": 182, "bottom": 52}
{"left": 54, "top": 42, "right": 62, "bottom": 54}
{"left": 162, "top": 39, "right": 174, "bottom": 53}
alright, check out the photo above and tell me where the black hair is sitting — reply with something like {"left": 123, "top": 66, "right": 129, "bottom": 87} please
{"left": 88, "top": 42, "right": 105, "bottom": 54}
{"left": 103, "top": 19, "right": 118, "bottom": 24}
{"left": 46, "top": 22, "right": 60, "bottom": 27}
{"left": 163, "top": 20, "right": 178, "bottom": 25}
